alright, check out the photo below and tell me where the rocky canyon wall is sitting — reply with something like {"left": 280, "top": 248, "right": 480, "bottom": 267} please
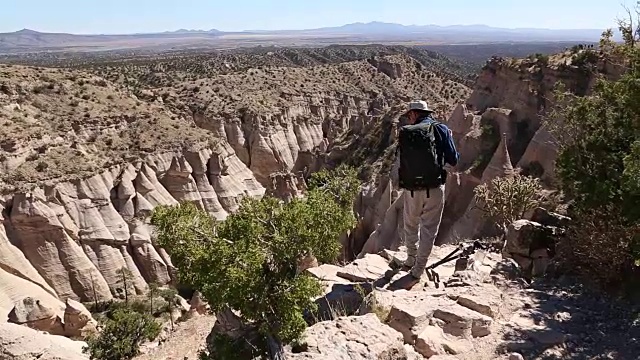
{"left": 193, "top": 92, "right": 374, "bottom": 185}
{"left": 0, "top": 53, "right": 470, "bottom": 320}
{"left": 0, "top": 91, "right": 379, "bottom": 319}
{"left": 0, "top": 142, "right": 265, "bottom": 319}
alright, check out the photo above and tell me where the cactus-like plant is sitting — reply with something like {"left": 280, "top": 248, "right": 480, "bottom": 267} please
{"left": 473, "top": 173, "right": 546, "bottom": 235}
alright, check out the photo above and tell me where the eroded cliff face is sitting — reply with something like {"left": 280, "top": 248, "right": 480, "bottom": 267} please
{"left": 193, "top": 93, "right": 370, "bottom": 186}
{"left": 0, "top": 52, "right": 472, "bottom": 319}
{"left": 0, "top": 92, "right": 409, "bottom": 318}
{"left": 0, "top": 142, "right": 265, "bottom": 319}
{"left": 437, "top": 52, "right": 622, "bottom": 244}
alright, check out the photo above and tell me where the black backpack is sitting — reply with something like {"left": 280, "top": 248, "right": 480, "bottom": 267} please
{"left": 397, "top": 120, "right": 445, "bottom": 195}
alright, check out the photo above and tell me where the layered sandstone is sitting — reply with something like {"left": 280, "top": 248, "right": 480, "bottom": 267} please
{"left": 0, "top": 50, "right": 471, "bottom": 321}
{"left": 0, "top": 322, "right": 88, "bottom": 360}
{"left": 0, "top": 143, "right": 265, "bottom": 318}
{"left": 195, "top": 98, "right": 350, "bottom": 185}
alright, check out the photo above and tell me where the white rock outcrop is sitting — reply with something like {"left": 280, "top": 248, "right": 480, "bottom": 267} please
{"left": 0, "top": 142, "right": 265, "bottom": 316}
{"left": 0, "top": 322, "right": 88, "bottom": 360}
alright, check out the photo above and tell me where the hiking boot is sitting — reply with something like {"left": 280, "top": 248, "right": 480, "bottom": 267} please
{"left": 409, "top": 266, "right": 425, "bottom": 279}
{"left": 403, "top": 256, "right": 416, "bottom": 271}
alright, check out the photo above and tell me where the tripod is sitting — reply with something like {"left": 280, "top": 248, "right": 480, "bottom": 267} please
{"left": 424, "top": 241, "right": 486, "bottom": 288}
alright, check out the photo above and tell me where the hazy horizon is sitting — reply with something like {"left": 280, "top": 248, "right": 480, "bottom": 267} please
{"left": 4, "top": 22, "right": 614, "bottom": 36}
{"left": 0, "top": 0, "right": 631, "bottom": 35}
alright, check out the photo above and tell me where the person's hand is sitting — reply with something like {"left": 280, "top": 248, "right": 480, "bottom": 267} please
{"left": 443, "top": 165, "right": 460, "bottom": 185}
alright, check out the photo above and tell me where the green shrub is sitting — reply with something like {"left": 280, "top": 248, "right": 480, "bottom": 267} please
{"left": 83, "top": 308, "right": 161, "bottom": 360}
{"left": 550, "top": 24, "right": 640, "bottom": 288}
{"left": 150, "top": 165, "right": 360, "bottom": 359}
{"left": 556, "top": 206, "right": 640, "bottom": 288}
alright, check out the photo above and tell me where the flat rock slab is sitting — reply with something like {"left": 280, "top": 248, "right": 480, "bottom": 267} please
{"left": 306, "top": 264, "right": 353, "bottom": 295}
{"left": 306, "top": 264, "right": 352, "bottom": 284}
{"left": 0, "top": 322, "right": 88, "bottom": 360}
{"left": 287, "top": 313, "right": 409, "bottom": 360}
{"left": 445, "top": 286, "right": 503, "bottom": 319}
{"left": 336, "top": 254, "right": 391, "bottom": 282}
{"left": 415, "top": 325, "right": 474, "bottom": 358}
{"left": 374, "top": 288, "right": 493, "bottom": 344}
{"left": 456, "top": 295, "right": 496, "bottom": 318}
{"left": 358, "top": 287, "right": 446, "bottom": 318}
{"left": 382, "top": 291, "right": 456, "bottom": 342}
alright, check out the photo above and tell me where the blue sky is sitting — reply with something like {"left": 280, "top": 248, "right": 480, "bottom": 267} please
{"left": 0, "top": 0, "right": 632, "bottom": 34}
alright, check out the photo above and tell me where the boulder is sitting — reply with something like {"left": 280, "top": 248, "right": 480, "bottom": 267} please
{"left": 414, "top": 325, "right": 473, "bottom": 358}
{"left": 414, "top": 326, "right": 447, "bottom": 358}
{"left": 188, "top": 291, "right": 208, "bottom": 315}
{"left": 63, "top": 299, "right": 98, "bottom": 340}
{"left": 382, "top": 290, "right": 490, "bottom": 343}
{"left": 530, "top": 207, "right": 571, "bottom": 228}
{"left": 8, "top": 297, "right": 65, "bottom": 336}
{"left": 503, "top": 219, "right": 559, "bottom": 276}
{"left": 433, "top": 304, "right": 492, "bottom": 338}
{"left": 0, "top": 322, "right": 88, "bottom": 360}
{"left": 287, "top": 314, "right": 409, "bottom": 360}
{"left": 531, "top": 248, "right": 551, "bottom": 277}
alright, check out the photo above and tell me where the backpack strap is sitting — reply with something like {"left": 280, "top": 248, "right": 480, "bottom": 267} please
{"left": 429, "top": 120, "right": 447, "bottom": 186}
{"left": 436, "top": 125, "right": 446, "bottom": 169}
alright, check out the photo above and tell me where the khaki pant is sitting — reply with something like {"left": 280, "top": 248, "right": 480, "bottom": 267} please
{"left": 403, "top": 185, "right": 446, "bottom": 277}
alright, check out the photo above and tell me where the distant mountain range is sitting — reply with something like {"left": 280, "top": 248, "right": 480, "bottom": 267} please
{"left": 294, "top": 22, "right": 607, "bottom": 37}
{"left": 0, "top": 22, "right": 613, "bottom": 54}
{"left": 160, "top": 29, "right": 224, "bottom": 35}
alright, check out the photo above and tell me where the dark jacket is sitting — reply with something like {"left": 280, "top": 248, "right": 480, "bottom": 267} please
{"left": 417, "top": 115, "right": 459, "bottom": 167}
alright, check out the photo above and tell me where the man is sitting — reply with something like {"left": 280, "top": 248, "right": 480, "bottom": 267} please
{"left": 395, "top": 100, "right": 459, "bottom": 280}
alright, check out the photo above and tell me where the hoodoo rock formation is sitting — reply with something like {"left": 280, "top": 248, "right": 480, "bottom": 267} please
{"left": 0, "top": 50, "right": 470, "bottom": 322}
{"left": 2, "top": 42, "right": 635, "bottom": 359}
{"left": 0, "top": 144, "right": 265, "bottom": 317}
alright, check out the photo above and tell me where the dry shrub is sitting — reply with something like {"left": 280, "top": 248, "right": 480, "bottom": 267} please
{"left": 473, "top": 173, "right": 547, "bottom": 234}
{"left": 556, "top": 205, "right": 640, "bottom": 288}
